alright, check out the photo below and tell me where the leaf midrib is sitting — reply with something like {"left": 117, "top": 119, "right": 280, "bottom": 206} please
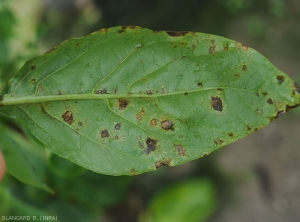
{"left": 0, "top": 87, "right": 257, "bottom": 106}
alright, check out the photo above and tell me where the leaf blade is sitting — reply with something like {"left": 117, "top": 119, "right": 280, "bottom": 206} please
{"left": 1, "top": 26, "right": 299, "bottom": 175}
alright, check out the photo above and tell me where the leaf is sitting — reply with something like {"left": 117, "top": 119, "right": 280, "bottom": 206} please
{"left": 0, "top": 26, "right": 299, "bottom": 175}
{"left": 141, "top": 179, "right": 218, "bottom": 222}
{"left": 0, "top": 120, "right": 53, "bottom": 193}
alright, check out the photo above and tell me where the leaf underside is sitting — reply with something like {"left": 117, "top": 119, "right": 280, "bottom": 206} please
{"left": 1, "top": 26, "right": 299, "bottom": 175}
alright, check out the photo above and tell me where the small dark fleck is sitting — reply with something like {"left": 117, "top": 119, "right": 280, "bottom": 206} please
{"left": 130, "top": 168, "right": 137, "bottom": 175}
{"left": 192, "top": 44, "right": 197, "bottom": 48}
{"left": 247, "top": 126, "right": 252, "bottom": 131}
{"left": 155, "top": 160, "right": 171, "bottom": 169}
{"left": 57, "top": 90, "right": 62, "bottom": 95}
{"left": 242, "top": 65, "right": 247, "bottom": 70}
{"left": 145, "top": 90, "right": 153, "bottom": 95}
{"left": 224, "top": 44, "right": 229, "bottom": 51}
{"left": 255, "top": 92, "right": 259, "bottom": 97}
{"left": 96, "top": 88, "right": 108, "bottom": 94}
{"left": 267, "top": 99, "right": 273, "bottom": 104}
{"left": 211, "top": 97, "right": 223, "bottom": 111}
{"left": 30, "top": 78, "right": 36, "bottom": 83}
{"left": 78, "top": 122, "right": 83, "bottom": 126}
{"left": 150, "top": 119, "right": 157, "bottom": 126}
{"left": 114, "top": 123, "right": 121, "bottom": 130}
{"left": 115, "top": 135, "right": 119, "bottom": 139}
{"left": 166, "top": 31, "right": 189, "bottom": 37}
{"left": 101, "top": 130, "right": 109, "bottom": 138}
{"left": 145, "top": 138, "right": 157, "bottom": 154}
{"left": 118, "top": 98, "right": 129, "bottom": 109}
{"left": 30, "top": 65, "right": 36, "bottom": 70}
{"left": 214, "top": 138, "right": 224, "bottom": 145}
{"left": 175, "top": 145, "right": 186, "bottom": 156}
{"left": 197, "top": 82, "right": 203, "bottom": 87}
{"left": 276, "top": 75, "right": 285, "bottom": 84}
{"left": 62, "top": 111, "right": 74, "bottom": 125}
{"left": 234, "top": 73, "right": 240, "bottom": 77}
{"left": 113, "top": 87, "right": 118, "bottom": 94}
{"left": 184, "top": 92, "right": 188, "bottom": 95}
{"left": 293, "top": 82, "right": 300, "bottom": 94}
{"left": 228, "top": 132, "right": 234, "bottom": 138}
{"left": 182, "top": 55, "right": 187, "bottom": 58}
{"left": 118, "top": 26, "right": 126, "bottom": 33}
{"left": 262, "top": 92, "right": 268, "bottom": 96}
{"left": 161, "top": 120, "right": 174, "bottom": 130}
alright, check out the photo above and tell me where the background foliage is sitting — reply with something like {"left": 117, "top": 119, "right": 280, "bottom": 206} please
{"left": 0, "top": 0, "right": 299, "bottom": 221}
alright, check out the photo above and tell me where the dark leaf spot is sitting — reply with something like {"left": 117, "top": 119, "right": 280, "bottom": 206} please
{"left": 161, "top": 120, "right": 174, "bottom": 130}
{"left": 277, "top": 75, "right": 285, "bottom": 84}
{"left": 101, "top": 130, "right": 109, "bottom": 138}
{"left": 150, "top": 119, "right": 157, "bottom": 126}
{"left": 175, "top": 145, "right": 186, "bottom": 156}
{"left": 267, "top": 99, "right": 273, "bottom": 104}
{"left": 184, "top": 92, "right": 188, "bottom": 95}
{"left": 62, "top": 111, "right": 74, "bottom": 125}
{"left": 255, "top": 92, "right": 259, "bottom": 97}
{"left": 197, "top": 82, "right": 203, "bottom": 87}
{"left": 118, "top": 98, "right": 129, "bottom": 109}
{"left": 30, "top": 65, "right": 36, "bottom": 70}
{"left": 247, "top": 126, "right": 252, "bottom": 131}
{"left": 78, "top": 122, "right": 83, "bottom": 126}
{"left": 115, "top": 135, "right": 119, "bottom": 139}
{"left": 262, "top": 92, "right": 268, "bottom": 96}
{"left": 211, "top": 97, "right": 223, "bottom": 111}
{"left": 214, "top": 138, "right": 224, "bottom": 145}
{"left": 115, "top": 123, "right": 121, "bottom": 130}
{"left": 192, "top": 44, "right": 197, "bottom": 48}
{"left": 242, "top": 65, "right": 247, "bottom": 70}
{"left": 30, "top": 78, "right": 36, "bottom": 83}
{"left": 228, "top": 132, "right": 234, "bottom": 138}
{"left": 182, "top": 55, "right": 187, "bottom": 58}
{"left": 96, "top": 88, "right": 108, "bottom": 94}
{"left": 155, "top": 160, "right": 171, "bottom": 169}
{"left": 166, "top": 31, "right": 189, "bottom": 37}
{"left": 145, "top": 90, "right": 153, "bottom": 95}
{"left": 234, "top": 73, "right": 240, "bottom": 77}
{"left": 145, "top": 138, "right": 157, "bottom": 154}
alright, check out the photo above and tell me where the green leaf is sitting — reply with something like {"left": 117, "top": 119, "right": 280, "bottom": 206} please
{"left": 0, "top": 121, "right": 53, "bottom": 193}
{"left": 141, "top": 179, "right": 218, "bottom": 222}
{"left": 0, "top": 26, "right": 299, "bottom": 175}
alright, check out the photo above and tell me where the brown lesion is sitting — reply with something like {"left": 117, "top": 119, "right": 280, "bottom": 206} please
{"left": 62, "top": 111, "right": 74, "bottom": 125}
{"left": 214, "top": 138, "right": 224, "bottom": 145}
{"left": 101, "top": 130, "right": 109, "bottom": 138}
{"left": 211, "top": 97, "right": 223, "bottom": 111}
{"left": 175, "top": 145, "right": 186, "bottom": 156}
{"left": 145, "top": 138, "right": 157, "bottom": 154}
{"left": 155, "top": 160, "right": 171, "bottom": 169}
{"left": 136, "top": 108, "right": 146, "bottom": 122}
{"left": 118, "top": 98, "right": 129, "bottom": 109}
{"left": 150, "top": 119, "right": 157, "bottom": 126}
{"left": 166, "top": 31, "right": 190, "bottom": 37}
{"left": 276, "top": 75, "right": 285, "bottom": 84}
{"left": 161, "top": 120, "right": 175, "bottom": 130}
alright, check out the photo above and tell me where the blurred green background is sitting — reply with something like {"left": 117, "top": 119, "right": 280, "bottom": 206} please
{"left": 0, "top": 0, "right": 300, "bottom": 221}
